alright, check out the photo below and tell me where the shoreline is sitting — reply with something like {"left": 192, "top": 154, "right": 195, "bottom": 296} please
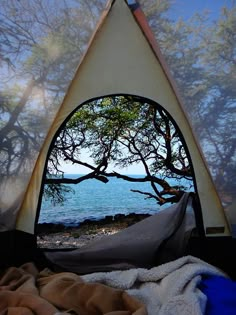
{"left": 37, "top": 212, "right": 150, "bottom": 249}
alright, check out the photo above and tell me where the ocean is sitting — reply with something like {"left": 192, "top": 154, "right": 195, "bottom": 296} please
{"left": 39, "top": 174, "right": 189, "bottom": 225}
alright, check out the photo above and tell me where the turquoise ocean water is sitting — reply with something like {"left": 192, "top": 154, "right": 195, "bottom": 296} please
{"left": 39, "top": 174, "right": 189, "bottom": 225}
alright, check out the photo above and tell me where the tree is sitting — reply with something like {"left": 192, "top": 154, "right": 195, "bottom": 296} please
{"left": 45, "top": 95, "right": 193, "bottom": 205}
{"left": 0, "top": 0, "right": 106, "bottom": 179}
{"left": 141, "top": 1, "right": 236, "bottom": 206}
{"left": 194, "top": 6, "right": 236, "bottom": 201}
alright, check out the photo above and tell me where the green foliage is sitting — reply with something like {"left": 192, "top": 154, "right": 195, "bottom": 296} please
{"left": 47, "top": 95, "right": 193, "bottom": 205}
{"left": 44, "top": 183, "right": 74, "bottom": 206}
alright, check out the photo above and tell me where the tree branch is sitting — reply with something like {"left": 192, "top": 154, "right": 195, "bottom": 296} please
{"left": 46, "top": 172, "right": 108, "bottom": 185}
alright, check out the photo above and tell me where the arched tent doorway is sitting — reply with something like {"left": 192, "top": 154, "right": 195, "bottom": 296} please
{"left": 36, "top": 94, "right": 205, "bottom": 241}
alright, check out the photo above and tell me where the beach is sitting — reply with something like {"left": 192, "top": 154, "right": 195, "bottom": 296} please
{"left": 37, "top": 213, "right": 150, "bottom": 249}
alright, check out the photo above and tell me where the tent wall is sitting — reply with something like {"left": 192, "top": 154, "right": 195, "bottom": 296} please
{"left": 16, "top": 0, "right": 229, "bottom": 235}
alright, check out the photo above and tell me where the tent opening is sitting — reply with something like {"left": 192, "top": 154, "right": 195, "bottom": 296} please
{"left": 36, "top": 94, "right": 203, "bottom": 249}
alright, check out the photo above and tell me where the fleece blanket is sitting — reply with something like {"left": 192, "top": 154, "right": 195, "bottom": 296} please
{"left": 0, "top": 256, "right": 228, "bottom": 315}
{"left": 0, "top": 262, "right": 146, "bottom": 315}
{"left": 82, "top": 256, "right": 228, "bottom": 315}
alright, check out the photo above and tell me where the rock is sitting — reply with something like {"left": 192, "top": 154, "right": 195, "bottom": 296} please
{"left": 113, "top": 214, "right": 126, "bottom": 221}
{"left": 36, "top": 212, "right": 153, "bottom": 249}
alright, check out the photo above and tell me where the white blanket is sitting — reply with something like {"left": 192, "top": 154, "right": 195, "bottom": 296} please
{"left": 82, "top": 255, "right": 227, "bottom": 315}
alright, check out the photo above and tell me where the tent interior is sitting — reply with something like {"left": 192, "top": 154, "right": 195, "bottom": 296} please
{"left": 0, "top": 0, "right": 235, "bottom": 284}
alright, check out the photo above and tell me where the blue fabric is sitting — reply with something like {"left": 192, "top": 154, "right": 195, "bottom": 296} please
{"left": 199, "top": 275, "right": 236, "bottom": 315}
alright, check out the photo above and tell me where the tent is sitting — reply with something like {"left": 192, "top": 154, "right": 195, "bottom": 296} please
{"left": 0, "top": 0, "right": 235, "bottom": 275}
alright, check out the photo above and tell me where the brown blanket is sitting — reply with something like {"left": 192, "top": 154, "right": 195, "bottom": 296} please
{"left": 0, "top": 263, "right": 146, "bottom": 315}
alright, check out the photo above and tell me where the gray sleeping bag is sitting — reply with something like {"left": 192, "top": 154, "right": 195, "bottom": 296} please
{"left": 45, "top": 193, "right": 196, "bottom": 274}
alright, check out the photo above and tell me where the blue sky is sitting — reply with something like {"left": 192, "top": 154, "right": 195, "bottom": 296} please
{"left": 169, "top": 0, "right": 232, "bottom": 21}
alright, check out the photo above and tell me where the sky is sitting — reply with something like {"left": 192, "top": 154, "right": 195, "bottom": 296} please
{"left": 62, "top": 152, "right": 146, "bottom": 175}
{"left": 169, "top": 0, "right": 232, "bottom": 21}
{"left": 63, "top": 163, "right": 146, "bottom": 175}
